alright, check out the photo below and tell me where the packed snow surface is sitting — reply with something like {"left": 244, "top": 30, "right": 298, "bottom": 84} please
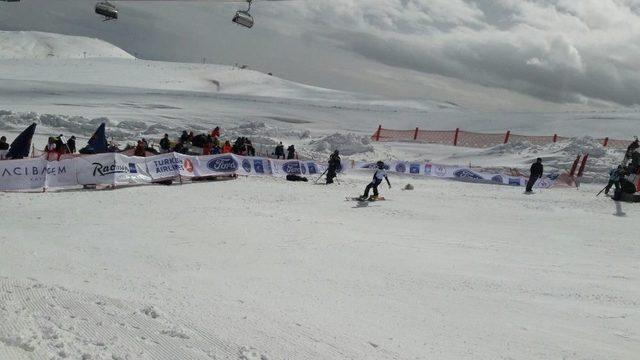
{"left": 1, "top": 176, "right": 638, "bottom": 359}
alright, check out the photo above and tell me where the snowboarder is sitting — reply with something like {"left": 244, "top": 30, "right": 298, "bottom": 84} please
{"left": 287, "top": 144, "right": 296, "bottom": 159}
{"left": 326, "top": 150, "right": 341, "bottom": 184}
{"left": 604, "top": 165, "right": 625, "bottom": 195}
{"left": 359, "top": 161, "right": 391, "bottom": 200}
{"left": 274, "top": 142, "right": 285, "bottom": 159}
{"left": 0, "top": 136, "right": 9, "bottom": 150}
{"left": 525, "top": 158, "right": 543, "bottom": 193}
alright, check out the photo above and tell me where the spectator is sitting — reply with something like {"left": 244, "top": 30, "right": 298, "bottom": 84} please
{"left": 274, "top": 142, "right": 284, "bottom": 159}
{"left": 246, "top": 139, "right": 256, "bottom": 156}
{"left": 180, "top": 131, "right": 189, "bottom": 144}
{"left": 212, "top": 143, "right": 221, "bottom": 155}
{"left": 0, "top": 136, "right": 9, "bottom": 150}
{"left": 173, "top": 140, "right": 186, "bottom": 154}
{"left": 55, "top": 134, "right": 66, "bottom": 154}
{"left": 160, "top": 134, "right": 171, "bottom": 153}
{"left": 67, "top": 136, "right": 76, "bottom": 153}
{"left": 222, "top": 140, "right": 232, "bottom": 154}
{"left": 45, "top": 137, "right": 57, "bottom": 153}
{"left": 287, "top": 144, "right": 296, "bottom": 159}
{"left": 202, "top": 135, "right": 213, "bottom": 155}
{"left": 211, "top": 126, "right": 221, "bottom": 138}
{"left": 134, "top": 140, "right": 146, "bottom": 157}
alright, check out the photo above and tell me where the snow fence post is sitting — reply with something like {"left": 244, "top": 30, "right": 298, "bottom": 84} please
{"left": 553, "top": 134, "right": 557, "bottom": 143}
{"left": 577, "top": 153, "right": 589, "bottom": 178}
{"left": 413, "top": 127, "right": 419, "bottom": 141}
{"left": 603, "top": 137, "right": 609, "bottom": 147}
{"left": 504, "top": 130, "right": 511, "bottom": 144}
{"left": 375, "top": 125, "right": 382, "bottom": 141}
{"left": 453, "top": 128, "right": 460, "bottom": 146}
{"left": 569, "top": 155, "right": 581, "bottom": 177}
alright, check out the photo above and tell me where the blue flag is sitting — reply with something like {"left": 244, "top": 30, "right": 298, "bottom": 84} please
{"left": 6, "top": 123, "right": 36, "bottom": 159}
{"left": 87, "top": 123, "right": 108, "bottom": 153}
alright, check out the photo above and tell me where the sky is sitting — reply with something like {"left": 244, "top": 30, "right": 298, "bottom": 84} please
{"left": 2, "top": 0, "right": 640, "bottom": 111}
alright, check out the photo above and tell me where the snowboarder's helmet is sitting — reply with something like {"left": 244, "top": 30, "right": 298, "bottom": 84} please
{"left": 376, "top": 161, "right": 384, "bottom": 168}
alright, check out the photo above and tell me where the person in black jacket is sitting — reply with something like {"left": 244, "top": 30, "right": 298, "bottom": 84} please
{"left": 326, "top": 150, "right": 341, "bottom": 184}
{"left": 274, "top": 142, "right": 285, "bottom": 159}
{"left": 159, "top": 134, "right": 171, "bottom": 153}
{"left": 526, "top": 158, "right": 543, "bottom": 193}
{"left": 625, "top": 136, "right": 639, "bottom": 162}
{"left": 0, "top": 136, "right": 9, "bottom": 150}
{"left": 287, "top": 145, "right": 296, "bottom": 159}
{"left": 67, "top": 136, "right": 76, "bottom": 153}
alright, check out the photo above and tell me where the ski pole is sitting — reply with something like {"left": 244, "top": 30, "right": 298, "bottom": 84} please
{"left": 596, "top": 185, "right": 608, "bottom": 197}
{"left": 314, "top": 169, "right": 328, "bottom": 183}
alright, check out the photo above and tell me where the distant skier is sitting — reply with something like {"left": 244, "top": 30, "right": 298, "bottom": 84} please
{"left": 359, "top": 161, "right": 391, "bottom": 200}
{"left": 525, "top": 158, "right": 543, "bottom": 193}
{"left": 604, "top": 165, "right": 625, "bottom": 195}
{"left": 287, "top": 145, "right": 296, "bottom": 159}
{"left": 326, "top": 150, "right": 341, "bottom": 184}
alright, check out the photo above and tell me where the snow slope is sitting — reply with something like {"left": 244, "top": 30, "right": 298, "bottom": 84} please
{"left": 0, "top": 31, "right": 134, "bottom": 60}
{"left": 0, "top": 176, "right": 638, "bottom": 360}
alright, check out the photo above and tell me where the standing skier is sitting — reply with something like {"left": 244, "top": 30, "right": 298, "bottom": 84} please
{"left": 359, "top": 161, "right": 391, "bottom": 200}
{"left": 525, "top": 158, "right": 543, "bottom": 193}
{"left": 604, "top": 165, "right": 625, "bottom": 195}
{"left": 326, "top": 150, "right": 341, "bottom": 184}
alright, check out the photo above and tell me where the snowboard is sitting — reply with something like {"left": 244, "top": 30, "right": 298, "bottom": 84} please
{"left": 347, "top": 196, "right": 386, "bottom": 202}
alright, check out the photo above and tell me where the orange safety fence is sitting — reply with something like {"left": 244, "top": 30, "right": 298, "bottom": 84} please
{"left": 371, "top": 125, "right": 630, "bottom": 149}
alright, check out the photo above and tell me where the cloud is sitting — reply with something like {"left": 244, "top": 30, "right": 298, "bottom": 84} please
{"left": 273, "top": 0, "right": 640, "bottom": 105}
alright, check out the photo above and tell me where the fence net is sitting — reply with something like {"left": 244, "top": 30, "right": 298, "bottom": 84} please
{"left": 372, "top": 127, "right": 629, "bottom": 149}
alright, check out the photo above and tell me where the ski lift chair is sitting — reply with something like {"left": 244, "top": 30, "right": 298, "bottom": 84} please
{"left": 233, "top": 0, "right": 254, "bottom": 28}
{"left": 95, "top": 1, "right": 118, "bottom": 20}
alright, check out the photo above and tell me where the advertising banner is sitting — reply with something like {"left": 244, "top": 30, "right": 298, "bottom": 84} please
{"left": 352, "top": 161, "right": 555, "bottom": 188}
{"left": 0, "top": 156, "right": 47, "bottom": 191}
{"left": 76, "top": 153, "right": 151, "bottom": 186}
{"left": 0, "top": 152, "right": 556, "bottom": 191}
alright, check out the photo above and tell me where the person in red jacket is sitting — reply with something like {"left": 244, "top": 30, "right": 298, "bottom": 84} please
{"left": 222, "top": 140, "right": 232, "bottom": 154}
{"left": 211, "top": 126, "right": 220, "bottom": 139}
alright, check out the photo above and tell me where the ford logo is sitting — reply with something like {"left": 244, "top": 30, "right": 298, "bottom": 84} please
{"left": 242, "top": 159, "right": 251, "bottom": 173}
{"left": 253, "top": 159, "right": 264, "bottom": 173}
{"left": 207, "top": 156, "right": 238, "bottom": 172}
{"left": 282, "top": 161, "right": 301, "bottom": 174}
{"left": 508, "top": 177, "right": 521, "bottom": 186}
{"left": 307, "top": 162, "right": 317, "bottom": 174}
{"left": 454, "top": 169, "right": 483, "bottom": 180}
